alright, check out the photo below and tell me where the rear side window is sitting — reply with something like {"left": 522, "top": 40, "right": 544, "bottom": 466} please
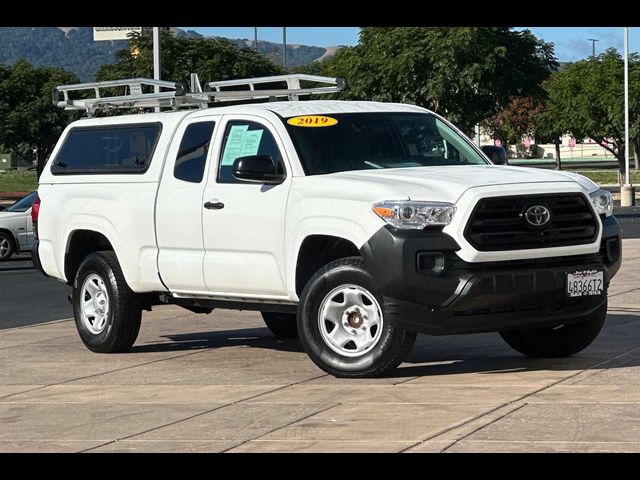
{"left": 51, "top": 123, "right": 162, "bottom": 175}
{"left": 174, "top": 122, "right": 216, "bottom": 183}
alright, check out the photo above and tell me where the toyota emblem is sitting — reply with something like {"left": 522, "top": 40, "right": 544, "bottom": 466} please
{"left": 524, "top": 205, "right": 551, "bottom": 226}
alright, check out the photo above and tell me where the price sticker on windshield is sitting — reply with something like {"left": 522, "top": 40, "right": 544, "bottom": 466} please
{"left": 287, "top": 115, "right": 338, "bottom": 127}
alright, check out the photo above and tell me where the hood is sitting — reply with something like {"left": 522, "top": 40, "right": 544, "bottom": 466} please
{"left": 324, "top": 165, "right": 588, "bottom": 203}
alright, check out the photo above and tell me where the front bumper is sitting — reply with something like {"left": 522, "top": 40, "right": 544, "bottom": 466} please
{"left": 360, "top": 216, "right": 621, "bottom": 335}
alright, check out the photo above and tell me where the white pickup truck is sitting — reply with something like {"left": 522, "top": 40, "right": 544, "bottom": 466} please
{"left": 32, "top": 75, "right": 621, "bottom": 377}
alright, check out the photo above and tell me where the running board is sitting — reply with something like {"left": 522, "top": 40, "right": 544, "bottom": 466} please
{"left": 159, "top": 293, "right": 297, "bottom": 315}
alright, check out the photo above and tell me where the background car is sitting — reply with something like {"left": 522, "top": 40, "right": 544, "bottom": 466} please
{"left": 0, "top": 191, "right": 37, "bottom": 261}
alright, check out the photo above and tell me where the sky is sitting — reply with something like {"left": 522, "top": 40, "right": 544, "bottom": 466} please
{"left": 184, "top": 27, "right": 640, "bottom": 62}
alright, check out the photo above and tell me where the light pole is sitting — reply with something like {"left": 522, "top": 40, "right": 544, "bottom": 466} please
{"left": 621, "top": 27, "right": 635, "bottom": 205}
{"left": 283, "top": 27, "right": 287, "bottom": 69}
{"left": 254, "top": 27, "right": 258, "bottom": 51}
{"left": 153, "top": 27, "right": 161, "bottom": 113}
{"left": 588, "top": 38, "right": 599, "bottom": 57}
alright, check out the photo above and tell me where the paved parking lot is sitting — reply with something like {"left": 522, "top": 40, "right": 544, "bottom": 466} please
{"left": 1, "top": 239, "right": 639, "bottom": 452}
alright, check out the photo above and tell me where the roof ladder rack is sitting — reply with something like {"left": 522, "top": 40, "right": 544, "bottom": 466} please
{"left": 200, "top": 74, "right": 345, "bottom": 102}
{"left": 53, "top": 78, "right": 191, "bottom": 116}
{"left": 53, "top": 74, "right": 345, "bottom": 115}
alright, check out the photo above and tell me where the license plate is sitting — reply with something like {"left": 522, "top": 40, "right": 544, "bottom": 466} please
{"left": 567, "top": 270, "right": 604, "bottom": 297}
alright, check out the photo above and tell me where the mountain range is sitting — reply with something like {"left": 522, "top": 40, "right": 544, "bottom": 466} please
{"left": 0, "top": 27, "right": 341, "bottom": 82}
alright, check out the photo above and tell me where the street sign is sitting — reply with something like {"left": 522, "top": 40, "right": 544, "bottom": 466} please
{"left": 93, "top": 27, "right": 142, "bottom": 42}
{"left": 568, "top": 137, "right": 576, "bottom": 150}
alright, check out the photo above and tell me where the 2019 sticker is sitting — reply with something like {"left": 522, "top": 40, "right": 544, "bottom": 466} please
{"left": 287, "top": 115, "right": 338, "bottom": 127}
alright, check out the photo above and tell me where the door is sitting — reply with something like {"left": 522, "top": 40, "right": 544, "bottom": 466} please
{"left": 202, "top": 116, "right": 291, "bottom": 298}
{"left": 156, "top": 117, "right": 219, "bottom": 292}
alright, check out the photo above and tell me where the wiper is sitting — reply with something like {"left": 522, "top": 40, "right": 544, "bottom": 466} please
{"left": 364, "top": 161, "right": 384, "bottom": 169}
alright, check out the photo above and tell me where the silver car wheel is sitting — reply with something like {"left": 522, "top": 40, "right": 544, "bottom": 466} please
{"left": 80, "top": 273, "right": 110, "bottom": 335}
{"left": 318, "top": 284, "right": 384, "bottom": 358}
{"left": 0, "top": 237, "right": 9, "bottom": 258}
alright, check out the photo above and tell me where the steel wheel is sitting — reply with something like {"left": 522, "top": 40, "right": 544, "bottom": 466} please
{"left": 80, "top": 273, "right": 110, "bottom": 335}
{"left": 318, "top": 284, "right": 384, "bottom": 357}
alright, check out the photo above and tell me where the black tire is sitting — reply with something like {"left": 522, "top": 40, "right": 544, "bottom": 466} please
{"left": 297, "top": 257, "right": 416, "bottom": 378}
{"left": 72, "top": 251, "right": 142, "bottom": 353}
{"left": 0, "top": 231, "right": 15, "bottom": 261}
{"left": 261, "top": 312, "right": 299, "bottom": 338}
{"left": 500, "top": 299, "right": 607, "bottom": 358}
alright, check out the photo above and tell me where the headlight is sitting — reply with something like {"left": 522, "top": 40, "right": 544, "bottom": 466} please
{"left": 372, "top": 201, "right": 456, "bottom": 229}
{"left": 590, "top": 189, "right": 613, "bottom": 217}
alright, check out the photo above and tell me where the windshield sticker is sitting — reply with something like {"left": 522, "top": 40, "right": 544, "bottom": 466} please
{"left": 287, "top": 115, "right": 338, "bottom": 127}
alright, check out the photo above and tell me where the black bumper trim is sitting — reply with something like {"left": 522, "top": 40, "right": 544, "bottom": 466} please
{"left": 360, "top": 216, "right": 621, "bottom": 335}
{"left": 383, "top": 294, "right": 605, "bottom": 335}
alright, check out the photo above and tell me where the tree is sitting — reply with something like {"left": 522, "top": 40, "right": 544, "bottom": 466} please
{"left": 0, "top": 60, "right": 79, "bottom": 177}
{"left": 97, "top": 30, "right": 283, "bottom": 87}
{"left": 483, "top": 96, "right": 543, "bottom": 147}
{"left": 321, "top": 27, "right": 558, "bottom": 134}
{"left": 538, "top": 49, "right": 640, "bottom": 183}
{"left": 534, "top": 99, "right": 568, "bottom": 170}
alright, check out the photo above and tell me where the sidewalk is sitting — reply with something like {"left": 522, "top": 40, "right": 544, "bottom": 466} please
{"left": 1, "top": 240, "right": 640, "bottom": 453}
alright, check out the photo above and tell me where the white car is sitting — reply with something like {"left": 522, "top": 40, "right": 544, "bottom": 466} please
{"left": 0, "top": 191, "right": 37, "bottom": 261}
{"left": 32, "top": 75, "right": 621, "bottom": 377}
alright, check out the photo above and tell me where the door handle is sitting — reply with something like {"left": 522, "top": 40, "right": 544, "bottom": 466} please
{"left": 204, "top": 201, "right": 225, "bottom": 210}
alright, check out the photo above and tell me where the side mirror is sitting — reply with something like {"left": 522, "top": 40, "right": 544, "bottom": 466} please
{"left": 481, "top": 145, "right": 509, "bottom": 165}
{"left": 231, "top": 155, "right": 285, "bottom": 184}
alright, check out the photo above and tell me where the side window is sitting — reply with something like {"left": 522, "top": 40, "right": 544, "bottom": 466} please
{"left": 174, "top": 122, "right": 216, "bottom": 183}
{"left": 218, "top": 120, "right": 284, "bottom": 184}
{"left": 52, "top": 123, "right": 161, "bottom": 174}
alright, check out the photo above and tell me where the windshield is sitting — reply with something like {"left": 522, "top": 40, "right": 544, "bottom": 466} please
{"left": 6, "top": 191, "right": 36, "bottom": 213}
{"left": 283, "top": 112, "right": 487, "bottom": 175}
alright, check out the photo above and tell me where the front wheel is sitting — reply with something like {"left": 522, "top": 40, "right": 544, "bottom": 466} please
{"left": 72, "top": 251, "right": 142, "bottom": 353}
{"left": 500, "top": 299, "right": 607, "bottom": 358}
{"left": 297, "top": 257, "right": 416, "bottom": 378}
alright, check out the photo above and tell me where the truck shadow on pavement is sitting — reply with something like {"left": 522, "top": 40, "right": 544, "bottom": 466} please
{"left": 131, "top": 327, "right": 306, "bottom": 354}
{"left": 129, "top": 312, "right": 640, "bottom": 379}
{"left": 395, "top": 311, "right": 640, "bottom": 378}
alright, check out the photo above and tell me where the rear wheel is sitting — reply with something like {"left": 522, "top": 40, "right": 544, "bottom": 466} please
{"left": 500, "top": 299, "right": 607, "bottom": 358}
{"left": 261, "top": 312, "right": 299, "bottom": 338}
{"left": 72, "top": 251, "right": 142, "bottom": 353}
{"left": 0, "top": 232, "right": 15, "bottom": 261}
{"left": 297, "top": 257, "right": 416, "bottom": 378}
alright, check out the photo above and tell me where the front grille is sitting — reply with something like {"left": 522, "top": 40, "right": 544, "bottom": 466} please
{"left": 465, "top": 193, "right": 599, "bottom": 251}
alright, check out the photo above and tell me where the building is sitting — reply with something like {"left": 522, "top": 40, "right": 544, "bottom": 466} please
{"left": 472, "top": 131, "right": 611, "bottom": 160}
